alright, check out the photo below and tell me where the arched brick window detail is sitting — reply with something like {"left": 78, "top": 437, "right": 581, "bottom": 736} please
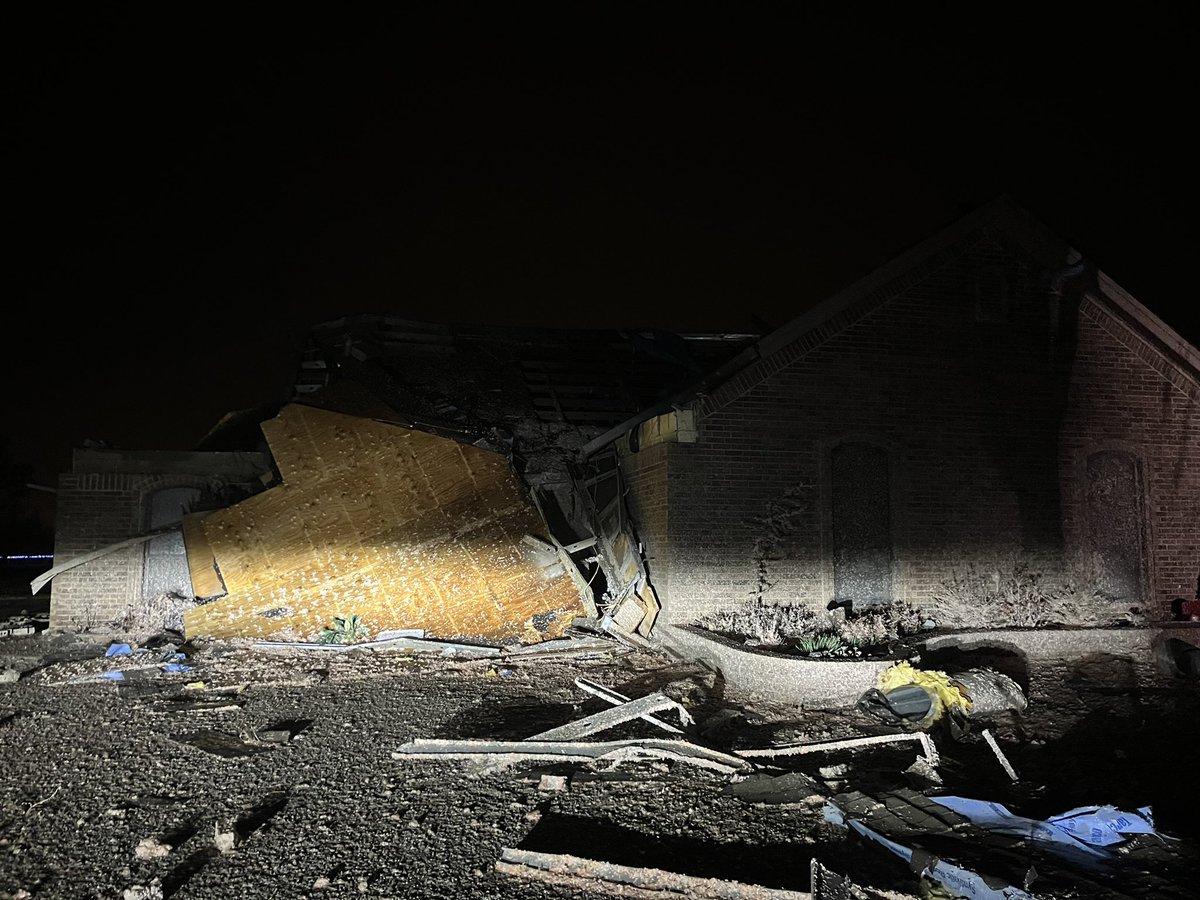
{"left": 1085, "top": 449, "right": 1148, "bottom": 601}
{"left": 831, "top": 441, "right": 893, "bottom": 608}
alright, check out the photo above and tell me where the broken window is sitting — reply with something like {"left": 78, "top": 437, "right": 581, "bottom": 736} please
{"left": 1085, "top": 449, "right": 1147, "bottom": 601}
{"left": 831, "top": 441, "right": 893, "bottom": 608}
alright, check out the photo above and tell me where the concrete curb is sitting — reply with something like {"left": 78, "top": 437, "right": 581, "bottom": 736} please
{"left": 662, "top": 624, "right": 901, "bottom": 708}
{"left": 918, "top": 624, "right": 1200, "bottom": 662}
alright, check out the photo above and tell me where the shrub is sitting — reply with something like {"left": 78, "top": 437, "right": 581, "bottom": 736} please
{"left": 318, "top": 613, "right": 370, "bottom": 644}
{"left": 931, "top": 560, "right": 1143, "bottom": 628}
{"left": 698, "top": 602, "right": 823, "bottom": 647}
{"left": 698, "top": 598, "right": 924, "bottom": 654}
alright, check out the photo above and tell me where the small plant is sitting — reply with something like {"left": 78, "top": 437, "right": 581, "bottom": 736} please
{"left": 318, "top": 614, "right": 370, "bottom": 644}
{"left": 798, "top": 632, "right": 844, "bottom": 655}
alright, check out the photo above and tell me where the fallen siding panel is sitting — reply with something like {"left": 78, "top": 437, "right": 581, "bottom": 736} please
{"left": 181, "top": 513, "right": 225, "bottom": 600}
{"left": 184, "top": 405, "right": 585, "bottom": 642}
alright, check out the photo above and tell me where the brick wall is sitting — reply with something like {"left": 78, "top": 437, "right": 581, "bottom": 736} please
{"left": 49, "top": 454, "right": 269, "bottom": 630}
{"left": 626, "top": 230, "right": 1200, "bottom": 627}
{"left": 1060, "top": 300, "right": 1200, "bottom": 616}
{"left": 50, "top": 473, "right": 143, "bottom": 629}
{"left": 619, "top": 441, "right": 670, "bottom": 599}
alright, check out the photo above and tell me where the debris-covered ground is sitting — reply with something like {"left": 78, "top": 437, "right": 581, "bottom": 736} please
{"left": 2, "top": 630, "right": 1200, "bottom": 899}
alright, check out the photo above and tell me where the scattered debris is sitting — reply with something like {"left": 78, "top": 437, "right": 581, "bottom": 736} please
{"left": 0, "top": 669, "right": 18, "bottom": 684}
{"left": 256, "top": 719, "right": 312, "bottom": 743}
{"left": 573, "top": 677, "right": 685, "bottom": 734}
{"left": 858, "top": 662, "right": 1027, "bottom": 731}
{"left": 902, "top": 757, "right": 943, "bottom": 790}
{"left": 25, "top": 784, "right": 62, "bottom": 815}
{"left": 502, "top": 637, "right": 619, "bottom": 660}
{"left": 981, "top": 728, "right": 1019, "bottom": 781}
{"left": 392, "top": 737, "right": 750, "bottom": 774}
{"left": 735, "top": 731, "right": 939, "bottom": 767}
{"left": 0, "top": 623, "right": 37, "bottom": 638}
{"left": 826, "top": 787, "right": 1185, "bottom": 898}
{"left": 930, "top": 796, "right": 1162, "bottom": 857}
{"left": 723, "top": 771, "right": 823, "bottom": 805}
{"left": 496, "top": 847, "right": 813, "bottom": 899}
{"left": 825, "top": 798, "right": 1031, "bottom": 900}
{"left": 135, "top": 836, "right": 172, "bottom": 859}
{"left": 121, "top": 880, "right": 164, "bottom": 900}
{"left": 528, "top": 691, "right": 693, "bottom": 741}
{"left": 213, "top": 823, "right": 236, "bottom": 855}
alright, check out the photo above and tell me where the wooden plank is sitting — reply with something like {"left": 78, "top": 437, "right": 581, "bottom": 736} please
{"left": 393, "top": 737, "right": 748, "bottom": 774}
{"left": 497, "top": 849, "right": 814, "bottom": 900}
{"left": 527, "top": 692, "right": 690, "bottom": 741}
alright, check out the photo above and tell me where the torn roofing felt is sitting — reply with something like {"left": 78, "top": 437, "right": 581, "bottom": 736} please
{"left": 182, "top": 404, "right": 586, "bottom": 643}
{"left": 300, "top": 318, "right": 758, "bottom": 435}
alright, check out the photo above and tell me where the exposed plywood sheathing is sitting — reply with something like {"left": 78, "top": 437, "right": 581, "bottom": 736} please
{"left": 183, "top": 405, "right": 585, "bottom": 642}
{"left": 181, "top": 513, "right": 225, "bottom": 600}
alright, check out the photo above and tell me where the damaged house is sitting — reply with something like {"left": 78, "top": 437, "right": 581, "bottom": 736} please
{"left": 44, "top": 198, "right": 1200, "bottom": 656}
{"left": 601, "top": 198, "right": 1200, "bottom": 644}
{"left": 46, "top": 324, "right": 754, "bottom": 645}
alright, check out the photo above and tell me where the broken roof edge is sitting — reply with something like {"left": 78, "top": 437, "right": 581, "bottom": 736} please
{"left": 580, "top": 199, "right": 1015, "bottom": 457}
{"left": 291, "top": 378, "right": 509, "bottom": 453}
{"left": 1086, "top": 272, "right": 1200, "bottom": 393}
{"left": 581, "top": 196, "right": 1191, "bottom": 457}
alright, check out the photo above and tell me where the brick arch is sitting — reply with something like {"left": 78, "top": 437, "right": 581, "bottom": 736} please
{"left": 818, "top": 434, "right": 903, "bottom": 609}
{"left": 1081, "top": 446, "right": 1151, "bottom": 602}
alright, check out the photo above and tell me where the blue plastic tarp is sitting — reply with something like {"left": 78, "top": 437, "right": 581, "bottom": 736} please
{"left": 930, "top": 796, "right": 1160, "bottom": 858}
{"left": 1047, "top": 805, "right": 1157, "bottom": 847}
{"left": 104, "top": 643, "right": 133, "bottom": 657}
{"left": 824, "top": 802, "right": 1032, "bottom": 900}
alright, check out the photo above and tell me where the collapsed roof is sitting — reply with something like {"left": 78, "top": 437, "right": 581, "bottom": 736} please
{"left": 183, "top": 319, "right": 756, "bottom": 645}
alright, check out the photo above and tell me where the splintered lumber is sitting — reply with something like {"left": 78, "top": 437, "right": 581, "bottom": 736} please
{"left": 528, "top": 692, "right": 691, "bottom": 741}
{"left": 392, "top": 737, "right": 749, "bottom": 774}
{"left": 496, "top": 848, "right": 814, "bottom": 899}
{"left": 574, "top": 678, "right": 686, "bottom": 734}
{"left": 736, "top": 731, "right": 939, "bottom": 767}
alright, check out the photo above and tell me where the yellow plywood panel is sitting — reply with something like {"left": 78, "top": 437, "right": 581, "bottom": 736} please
{"left": 184, "top": 404, "right": 584, "bottom": 643}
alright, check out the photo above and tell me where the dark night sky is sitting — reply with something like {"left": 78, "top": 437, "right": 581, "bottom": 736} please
{"left": 3, "top": 9, "right": 1195, "bottom": 540}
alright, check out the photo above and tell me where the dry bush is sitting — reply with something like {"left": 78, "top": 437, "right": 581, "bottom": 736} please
{"left": 833, "top": 599, "right": 925, "bottom": 647}
{"left": 931, "top": 560, "right": 1143, "bottom": 629}
{"left": 699, "top": 602, "right": 827, "bottom": 647}
{"left": 700, "top": 598, "right": 925, "bottom": 650}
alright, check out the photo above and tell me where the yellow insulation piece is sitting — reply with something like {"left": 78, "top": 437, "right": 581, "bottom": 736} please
{"left": 878, "top": 661, "right": 973, "bottom": 725}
